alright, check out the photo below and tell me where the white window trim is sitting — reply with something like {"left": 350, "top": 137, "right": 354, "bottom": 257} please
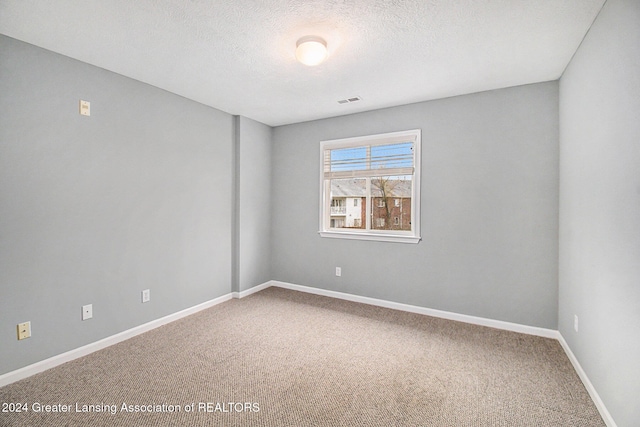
{"left": 318, "top": 129, "right": 421, "bottom": 244}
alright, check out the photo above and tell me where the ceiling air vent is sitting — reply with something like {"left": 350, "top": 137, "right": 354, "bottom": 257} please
{"left": 337, "top": 96, "right": 361, "bottom": 105}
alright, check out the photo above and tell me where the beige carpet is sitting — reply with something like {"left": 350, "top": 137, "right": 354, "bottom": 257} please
{"left": 0, "top": 287, "right": 604, "bottom": 426}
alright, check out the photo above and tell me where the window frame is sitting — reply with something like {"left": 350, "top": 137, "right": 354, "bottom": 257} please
{"left": 318, "top": 129, "right": 421, "bottom": 244}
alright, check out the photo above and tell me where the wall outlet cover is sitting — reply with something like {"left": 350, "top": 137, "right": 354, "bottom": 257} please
{"left": 82, "top": 304, "right": 93, "bottom": 320}
{"left": 17, "top": 321, "right": 31, "bottom": 340}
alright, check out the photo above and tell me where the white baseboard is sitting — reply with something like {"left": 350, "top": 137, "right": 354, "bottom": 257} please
{"left": 557, "top": 334, "right": 617, "bottom": 427}
{"left": 232, "top": 281, "right": 272, "bottom": 299}
{"left": 0, "top": 279, "right": 617, "bottom": 427}
{"left": 0, "top": 293, "right": 234, "bottom": 388}
{"left": 269, "top": 280, "right": 558, "bottom": 339}
{"left": 267, "top": 280, "right": 615, "bottom": 426}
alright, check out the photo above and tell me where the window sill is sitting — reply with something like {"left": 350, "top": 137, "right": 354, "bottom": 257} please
{"left": 318, "top": 230, "right": 421, "bottom": 244}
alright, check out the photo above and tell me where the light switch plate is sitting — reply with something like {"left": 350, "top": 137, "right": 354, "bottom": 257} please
{"left": 79, "top": 100, "right": 90, "bottom": 116}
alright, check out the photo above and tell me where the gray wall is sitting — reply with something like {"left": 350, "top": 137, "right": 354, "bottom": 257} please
{"left": 271, "top": 82, "right": 559, "bottom": 329}
{"left": 0, "top": 36, "right": 234, "bottom": 375}
{"left": 7, "top": 8, "right": 637, "bottom": 424}
{"left": 236, "top": 116, "right": 272, "bottom": 292}
{"left": 559, "top": 0, "right": 640, "bottom": 425}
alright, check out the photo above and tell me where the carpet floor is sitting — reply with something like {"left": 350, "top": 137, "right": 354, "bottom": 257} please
{"left": 0, "top": 287, "right": 605, "bottom": 426}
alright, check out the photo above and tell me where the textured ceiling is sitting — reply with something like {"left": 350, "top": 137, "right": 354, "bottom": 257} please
{"left": 0, "top": 0, "right": 605, "bottom": 126}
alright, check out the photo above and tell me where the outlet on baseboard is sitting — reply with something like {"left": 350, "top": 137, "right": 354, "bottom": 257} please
{"left": 142, "top": 289, "right": 150, "bottom": 303}
{"left": 574, "top": 314, "right": 579, "bottom": 332}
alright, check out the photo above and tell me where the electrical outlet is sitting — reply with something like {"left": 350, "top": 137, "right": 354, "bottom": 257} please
{"left": 335, "top": 267, "right": 342, "bottom": 277}
{"left": 82, "top": 304, "right": 93, "bottom": 320}
{"left": 142, "top": 289, "right": 150, "bottom": 303}
{"left": 17, "top": 321, "right": 31, "bottom": 340}
{"left": 574, "top": 315, "right": 579, "bottom": 332}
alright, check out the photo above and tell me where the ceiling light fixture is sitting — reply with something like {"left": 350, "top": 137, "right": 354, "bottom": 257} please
{"left": 295, "top": 36, "right": 328, "bottom": 66}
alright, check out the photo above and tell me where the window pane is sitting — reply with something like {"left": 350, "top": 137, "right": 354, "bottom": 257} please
{"left": 329, "top": 178, "right": 366, "bottom": 229}
{"left": 370, "top": 176, "right": 412, "bottom": 231}
{"left": 326, "top": 142, "right": 413, "bottom": 178}
{"left": 329, "top": 147, "right": 367, "bottom": 172}
{"left": 370, "top": 142, "right": 413, "bottom": 170}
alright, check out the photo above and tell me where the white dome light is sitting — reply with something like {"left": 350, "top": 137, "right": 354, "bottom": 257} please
{"left": 296, "top": 36, "right": 328, "bottom": 66}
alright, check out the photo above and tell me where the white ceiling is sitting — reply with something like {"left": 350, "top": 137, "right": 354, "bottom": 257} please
{"left": 0, "top": 0, "right": 605, "bottom": 126}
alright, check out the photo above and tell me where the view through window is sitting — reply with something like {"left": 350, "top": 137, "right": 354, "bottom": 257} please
{"left": 319, "top": 129, "right": 421, "bottom": 243}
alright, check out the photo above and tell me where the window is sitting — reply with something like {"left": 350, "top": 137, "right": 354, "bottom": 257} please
{"left": 319, "top": 129, "right": 421, "bottom": 244}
